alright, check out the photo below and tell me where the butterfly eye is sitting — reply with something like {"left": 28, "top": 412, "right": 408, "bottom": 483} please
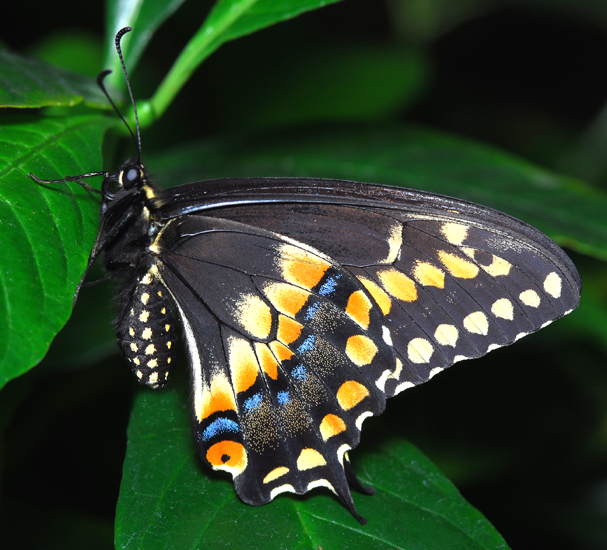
{"left": 123, "top": 167, "right": 140, "bottom": 189}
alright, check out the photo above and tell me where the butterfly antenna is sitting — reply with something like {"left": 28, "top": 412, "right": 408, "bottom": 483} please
{"left": 97, "top": 27, "right": 142, "bottom": 162}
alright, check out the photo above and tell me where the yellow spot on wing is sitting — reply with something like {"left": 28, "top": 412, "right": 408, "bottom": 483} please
{"left": 236, "top": 294, "right": 272, "bottom": 340}
{"left": 139, "top": 310, "right": 150, "bottom": 322}
{"left": 277, "top": 315, "right": 303, "bottom": 345}
{"left": 297, "top": 448, "right": 327, "bottom": 471}
{"left": 141, "top": 293, "right": 150, "bottom": 305}
{"left": 441, "top": 223, "right": 468, "bottom": 245}
{"left": 254, "top": 342, "right": 279, "bottom": 380}
{"left": 206, "top": 440, "right": 247, "bottom": 476}
{"left": 482, "top": 255, "right": 511, "bottom": 277}
{"left": 337, "top": 380, "right": 369, "bottom": 410}
{"left": 438, "top": 251, "right": 479, "bottom": 279}
{"left": 383, "top": 223, "right": 403, "bottom": 264}
{"left": 263, "top": 466, "right": 289, "bottom": 483}
{"left": 278, "top": 244, "right": 330, "bottom": 290}
{"left": 357, "top": 276, "right": 392, "bottom": 315}
{"left": 227, "top": 337, "right": 259, "bottom": 394}
{"left": 263, "top": 283, "right": 310, "bottom": 317}
{"left": 141, "top": 328, "right": 152, "bottom": 340}
{"left": 345, "top": 290, "right": 372, "bottom": 329}
{"left": 319, "top": 414, "right": 347, "bottom": 441}
{"left": 377, "top": 268, "right": 418, "bottom": 302}
{"left": 345, "top": 335, "right": 378, "bottom": 366}
{"left": 199, "top": 371, "right": 237, "bottom": 421}
{"left": 412, "top": 261, "right": 445, "bottom": 288}
{"left": 544, "top": 272, "right": 562, "bottom": 298}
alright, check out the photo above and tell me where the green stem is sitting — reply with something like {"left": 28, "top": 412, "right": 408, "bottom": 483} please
{"left": 142, "top": 0, "right": 259, "bottom": 128}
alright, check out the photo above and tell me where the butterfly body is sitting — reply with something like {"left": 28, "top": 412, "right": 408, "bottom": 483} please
{"left": 93, "top": 159, "right": 580, "bottom": 522}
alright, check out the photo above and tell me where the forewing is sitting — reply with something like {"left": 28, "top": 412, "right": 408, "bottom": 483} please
{"left": 172, "top": 180, "right": 581, "bottom": 397}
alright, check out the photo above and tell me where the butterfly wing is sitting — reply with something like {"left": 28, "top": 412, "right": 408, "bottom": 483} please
{"left": 149, "top": 178, "right": 580, "bottom": 519}
{"left": 160, "top": 178, "right": 580, "bottom": 394}
{"left": 154, "top": 214, "right": 395, "bottom": 521}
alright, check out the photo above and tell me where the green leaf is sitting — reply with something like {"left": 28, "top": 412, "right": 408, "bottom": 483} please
{"left": 104, "top": 0, "right": 189, "bottom": 89}
{"left": 147, "top": 0, "right": 345, "bottom": 125}
{"left": 116, "top": 381, "right": 509, "bottom": 549}
{"left": 148, "top": 125, "right": 607, "bottom": 260}
{"left": 0, "top": 113, "right": 115, "bottom": 390}
{"left": 0, "top": 50, "right": 110, "bottom": 109}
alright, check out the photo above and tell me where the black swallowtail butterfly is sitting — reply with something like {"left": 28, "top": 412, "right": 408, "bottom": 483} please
{"left": 30, "top": 28, "right": 581, "bottom": 524}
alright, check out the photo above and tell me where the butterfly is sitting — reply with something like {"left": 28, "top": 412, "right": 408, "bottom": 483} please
{"left": 30, "top": 27, "right": 581, "bottom": 524}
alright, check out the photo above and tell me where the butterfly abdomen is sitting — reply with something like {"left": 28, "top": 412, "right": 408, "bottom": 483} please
{"left": 117, "top": 266, "right": 174, "bottom": 389}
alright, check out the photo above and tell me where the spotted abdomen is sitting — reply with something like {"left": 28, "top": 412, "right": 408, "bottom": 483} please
{"left": 117, "top": 268, "right": 174, "bottom": 389}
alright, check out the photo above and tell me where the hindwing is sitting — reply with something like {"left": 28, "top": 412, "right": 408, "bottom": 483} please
{"left": 152, "top": 215, "right": 395, "bottom": 520}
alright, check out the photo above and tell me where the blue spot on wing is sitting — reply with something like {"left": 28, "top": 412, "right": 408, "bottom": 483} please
{"left": 291, "top": 364, "right": 307, "bottom": 381}
{"left": 297, "top": 335, "right": 316, "bottom": 355}
{"left": 277, "top": 391, "right": 290, "bottom": 405}
{"left": 202, "top": 417, "right": 240, "bottom": 441}
{"left": 244, "top": 392, "right": 263, "bottom": 412}
{"left": 319, "top": 274, "right": 341, "bottom": 296}
{"left": 304, "top": 301, "right": 321, "bottom": 321}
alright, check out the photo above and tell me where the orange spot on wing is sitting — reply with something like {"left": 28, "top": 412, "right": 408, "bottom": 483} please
{"left": 269, "top": 340, "right": 293, "bottom": 363}
{"left": 200, "top": 372, "right": 237, "bottom": 421}
{"left": 345, "top": 334, "right": 378, "bottom": 366}
{"left": 236, "top": 294, "right": 272, "bottom": 339}
{"left": 357, "top": 276, "right": 392, "bottom": 314}
{"left": 254, "top": 342, "right": 279, "bottom": 380}
{"left": 337, "top": 380, "right": 369, "bottom": 410}
{"left": 279, "top": 244, "right": 330, "bottom": 289}
{"left": 206, "top": 440, "right": 247, "bottom": 475}
{"left": 345, "top": 290, "right": 372, "bottom": 329}
{"left": 319, "top": 414, "right": 347, "bottom": 441}
{"left": 263, "top": 283, "right": 310, "bottom": 317}
{"left": 277, "top": 315, "right": 303, "bottom": 345}
{"left": 227, "top": 337, "right": 259, "bottom": 394}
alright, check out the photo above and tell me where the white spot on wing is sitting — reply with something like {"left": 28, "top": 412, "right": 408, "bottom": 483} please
{"left": 376, "top": 369, "right": 392, "bottom": 392}
{"left": 463, "top": 311, "right": 489, "bottom": 335}
{"left": 407, "top": 338, "right": 434, "bottom": 363}
{"left": 307, "top": 479, "right": 336, "bottom": 494}
{"left": 393, "top": 381, "right": 415, "bottom": 395}
{"left": 519, "top": 289, "right": 541, "bottom": 308}
{"left": 491, "top": 298, "right": 514, "bottom": 320}
{"left": 382, "top": 326, "right": 393, "bottom": 346}
{"left": 270, "top": 485, "right": 296, "bottom": 500}
{"left": 434, "top": 324, "right": 458, "bottom": 347}
{"left": 355, "top": 411, "right": 373, "bottom": 431}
